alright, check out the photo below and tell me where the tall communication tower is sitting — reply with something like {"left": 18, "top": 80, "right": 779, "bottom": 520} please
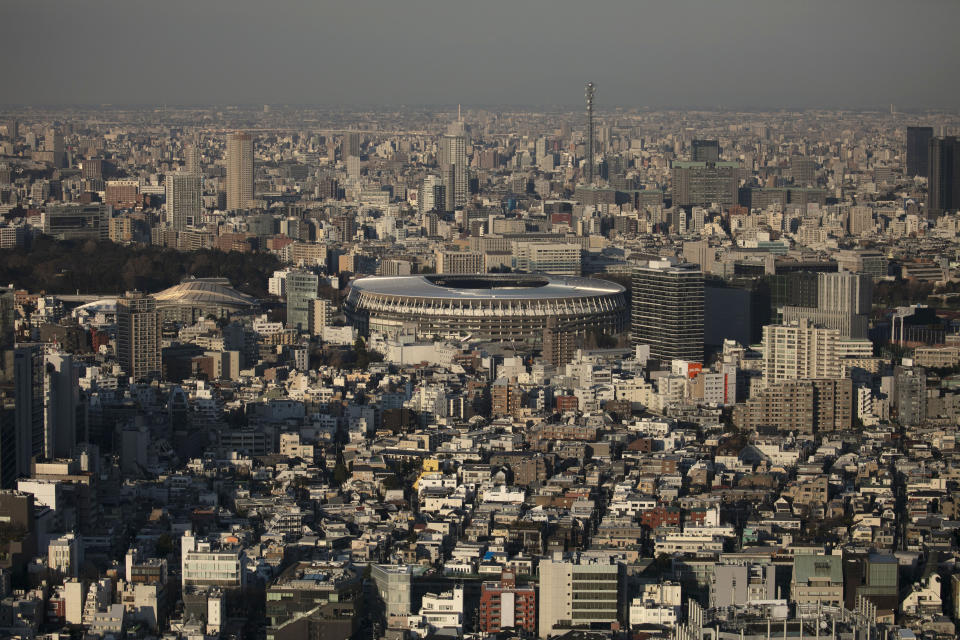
{"left": 585, "top": 82, "right": 595, "bottom": 185}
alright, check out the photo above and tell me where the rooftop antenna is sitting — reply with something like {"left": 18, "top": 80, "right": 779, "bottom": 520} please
{"left": 458, "top": 104, "right": 461, "bottom": 122}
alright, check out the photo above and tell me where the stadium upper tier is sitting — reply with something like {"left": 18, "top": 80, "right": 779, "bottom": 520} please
{"left": 345, "top": 274, "right": 627, "bottom": 344}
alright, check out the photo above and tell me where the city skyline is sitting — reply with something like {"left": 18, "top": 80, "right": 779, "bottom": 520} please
{"left": 2, "top": 4, "right": 960, "bottom": 639}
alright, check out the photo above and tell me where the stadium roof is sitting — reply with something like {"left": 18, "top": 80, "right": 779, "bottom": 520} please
{"left": 153, "top": 278, "right": 257, "bottom": 308}
{"left": 349, "top": 274, "right": 624, "bottom": 301}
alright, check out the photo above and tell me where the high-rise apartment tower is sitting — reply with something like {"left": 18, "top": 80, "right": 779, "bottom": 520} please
{"left": 226, "top": 132, "right": 254, "bottom": 211}
{"left": 116, "top": 292, "right": 162, "bottom": 381}
{"left": 439, "top": 121, "right": 468, "bottom": 209}
{"left": 165, "top": 172, "right": 201, "bottom": 231}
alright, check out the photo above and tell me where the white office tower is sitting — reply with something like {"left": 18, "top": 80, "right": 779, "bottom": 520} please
{"left": 164, "top": 172, "right": 201, "bottom": 230}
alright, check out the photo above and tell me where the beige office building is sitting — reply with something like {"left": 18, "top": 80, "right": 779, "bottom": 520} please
{"left": 436, "top": 250, "right": 484, "bottom": 274}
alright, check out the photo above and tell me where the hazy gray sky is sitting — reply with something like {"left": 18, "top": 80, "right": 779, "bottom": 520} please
{"left": 3, "top": 0, "right": 959, "bottom": 109}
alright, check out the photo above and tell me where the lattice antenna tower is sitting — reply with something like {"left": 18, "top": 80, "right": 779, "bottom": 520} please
{"left": 585, "top": 82, "right": 595, "bottom": 184}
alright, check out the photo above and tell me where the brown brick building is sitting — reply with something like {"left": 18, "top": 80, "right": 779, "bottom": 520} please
{"left": 733, "top": 379, "right": 853, "bottom": 434}
{"left": 478, "top": 571, "right": 536, "bottom": 633}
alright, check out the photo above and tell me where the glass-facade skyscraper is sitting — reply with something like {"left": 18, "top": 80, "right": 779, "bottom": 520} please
{"left": 285, "top": 271, "right": 319, "bottom": 333}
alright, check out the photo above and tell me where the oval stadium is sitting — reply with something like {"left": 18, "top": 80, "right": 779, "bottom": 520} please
{"left": 345, "top": 274, "right": 628, "bottom": 344}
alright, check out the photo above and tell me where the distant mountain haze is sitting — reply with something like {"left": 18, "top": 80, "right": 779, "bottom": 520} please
{"left": 1, "top": 0, "right": 958, "bottom": 109}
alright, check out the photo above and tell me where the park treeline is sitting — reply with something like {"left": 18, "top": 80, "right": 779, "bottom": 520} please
{"left": 0, "top": 237, "right": 280, "bottom": 298}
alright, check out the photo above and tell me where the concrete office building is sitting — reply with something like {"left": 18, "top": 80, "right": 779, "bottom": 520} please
{"left": 690, "top": 139, "right": 720, "bottom": 162}
{"left": 105, "top": 180, "right": 140, "bottom": 209}
{"left": 265, "top": 561, "right": 361, "bottom": 632}
{"left": 790, "top": 156, "right": 817, "bottom": 186}
{"left": 42, "top": 204, "right": 111, "bottom": 241}
{"left": 778, "top": 269, "right": 873, "bottom": 340}
{"left": 632, "top": 260, "right": 704, "bottom": 363}
{"left": 835, "top": 250, "right": 888, "bottom": 279}
{"left": 226, "top": 132, "right": 254, "bottom": 211}
{"left": 846, "top": 206, "right": 874, "bottom": 236}
{"left": 116, "top": 292, "right": 162, "bottom": 382}
{"left": 49, "top": 532, "right": 81, "bottom": 578}
{"left": 538, "top": 557, "right": 621, "bottom": 638}
{"left": 371, "top": 564, "right": 413, "bottom": 622}
{"left": 45, "top": 129, "right": 66, "bottom": 168}
{"left": 842, "top": 553, "right": 898, "bottom": 611}
{"left": 710, "top": 564, "right": 776, "bottom": 608}
{"left": 0, "top": 289, "right": 18, "bottom": 488}
{"left": 818, "top": 271, "right": 872, "bottom": 315}
{"left": 671, "top": 161, "right": 738, "bottom": 208}
{"left": 792, "top": 555, "right": 844, "bottom": 607}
